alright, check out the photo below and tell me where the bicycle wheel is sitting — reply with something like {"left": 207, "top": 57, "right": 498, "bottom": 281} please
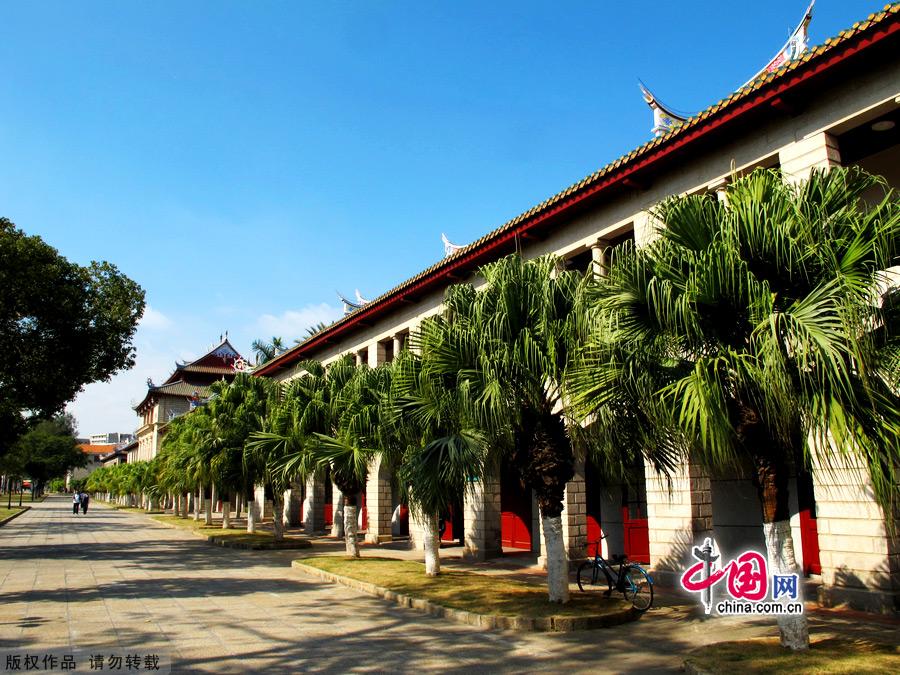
{"left": 576, "top": 561, "right": 604, "bottom": 593}
{"left": 622, "top": 564, "right": 653, "bottom": 611}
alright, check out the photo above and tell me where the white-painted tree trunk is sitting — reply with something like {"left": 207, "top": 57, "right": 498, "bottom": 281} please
{"left": 332, "top": 493, "right": 344, "bottom": 538}
{"left": 763, "top": 520, "right": 810, "bottom": 650}
{"left": 542, "top": 515, "right": 570, "bottom": 604}
{"left": 172, "top": 494, "right": 180, "bottom": 517}
{"left": 193, "top": 490, "right": 201, "bottom": 520}
{"left": 424, "top": 514, "right": 441, "bottom": 576}
{"left": 272, "top": 493, "right": 285, "bottom": 541}
{"left": 247, "top": 497, "right": 259, "bottom": 533}
{"left": 204, "top": 491, "right": 213, "bottom": 526}
{"left": 344, "top": 503, "right": 360, "bottom": 557}
{"left": 235, "top": 494, "right": 243, "bottom": 519}
{"left": 222, "top": 500, "right": 231, "bottom": 529}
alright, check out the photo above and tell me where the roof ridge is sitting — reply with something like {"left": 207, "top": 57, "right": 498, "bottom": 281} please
{"left": 260, "top": 3, "right": 900, "bottom": 374}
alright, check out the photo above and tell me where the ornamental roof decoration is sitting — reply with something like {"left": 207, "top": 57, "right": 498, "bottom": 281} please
{"left": 442, "top": 233, "right": 465, "bottom": 257}
{"left": 254, "top": 3, "right": 899, "bottom": 378}
{"left": 743, "top": 0, "right": 816, "bottom": 88}
{"left": 338, "top": 290, "right": 370, "bottom": 315}
{"left": 641, "top": 1, "right": 816, "bottom": 137}
{"left": 639, "top": 81, "right": 690, "bottom": 137}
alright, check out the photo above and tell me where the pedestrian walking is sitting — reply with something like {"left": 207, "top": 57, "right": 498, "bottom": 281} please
{"left": 72, "top": 491, "right": 81, "bottom": 515}
{"left": 80, "top": 492, "right": 90, "bottom": 515}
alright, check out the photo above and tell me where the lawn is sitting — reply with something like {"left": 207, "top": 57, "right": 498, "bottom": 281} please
{"left": 685, "top": 636, "right": 900, "bottom": 674}
{"left": 296, "top": 555, "right": 632, "bottom": 621}
{"left": 0, "top": 506, "right": 27, "bottom": 524}
{"left": 150, "top": 514, "right": 309, "bottom": 549}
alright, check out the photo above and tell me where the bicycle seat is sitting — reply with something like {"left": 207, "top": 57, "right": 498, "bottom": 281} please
{"left": 611, "top": 553, "right": 627, "bottom": 563}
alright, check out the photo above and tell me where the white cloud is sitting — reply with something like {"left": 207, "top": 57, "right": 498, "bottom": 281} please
{"left": 139, "top": 305, "right": 172, "bottom": 330}
{"left": 66, "top": 338, "right": 177, "bottom": 438}
{"left": 254, "top": 303, "right": 343, "bottom": 341}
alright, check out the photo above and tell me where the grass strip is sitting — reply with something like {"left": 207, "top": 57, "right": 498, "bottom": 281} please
{"left": 150, "top": 514, "right": 309, "bottom": 548}
{"left": 0, "top": 506, "right": 29, "bottom": 525}
{"left": 297, "top": 555, "right": 631, "bottom": 620}
{"left": 685, "top": 636, "right": 899, "bottom": 674}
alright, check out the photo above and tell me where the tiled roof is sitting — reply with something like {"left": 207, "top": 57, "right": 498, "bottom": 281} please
{"left": 257, "top": 3, "right": 900, "bottom": 376}
{"left": 151, "top": 382, "right": 212, "bottom": 398}
{"left": 133, "top": 382, "right": 213, "bottom": 411}
{"left": 174, "top": 364, "right": 235, "bottom": 375}
{"left": 78, "top": 444, "right": 115, "bottom": 455}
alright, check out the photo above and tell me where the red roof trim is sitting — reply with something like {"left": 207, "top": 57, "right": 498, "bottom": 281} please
{"left": 254, "top": 11, "right": 899, "bottom": 378}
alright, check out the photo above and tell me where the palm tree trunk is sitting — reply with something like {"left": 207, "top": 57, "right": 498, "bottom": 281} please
{"left": 344, "top": 499, "right": 360, "bottom": 557}
{"left": 204, "top": 485, "right": 213, "bottom": 526}
{"left": 272, "top": 492, "right": 285, "bottom": 542}
{"left": 542, "top": 513, "right": 570, "bottom": 603}
{"left": 519, "top": 411, "right": 574, "bottom": 603}
{"left": 235, "top": 493, "right": 243, "bottom": 519}
{"left": 332, "top": 493, "right": 344, "bottom": 538}
{"left": 193, "top": 489, "right": 201, "bottom": 520}
{"left": 172, "top": 493, "right": 180, "bottom": 517}
{"left": 222, "top": 497, "right": 231, "bottom": 529}
{"left": 756, "top": 453, "right": 809, "bottom": 650}
{"left": 247, "top": 487, "right": 258, "bottom": 533}
{"left": 424, "top": 513, "right": 441, "bottom": 576}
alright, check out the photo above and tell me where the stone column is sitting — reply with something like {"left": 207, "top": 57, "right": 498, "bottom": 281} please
{"left": 590, "top": 240, "right": 610, "bottom": 278}
{"left": 463, "top": 473, "right": 502, "bottom": 561}
{"left": 283, "top": 477, "right": 303, "bottom": 528}
{"left": 368, "top": 341, "right": 386, "bottom": 368}
{"left": 364, "top": 456, "right": 393, "bottom": 544}
{"left": 644, "top": 456, "right": 713, "bottom": 586}
{"left": 811, "top": 450, "right": 899, "bottom": 613}
{"left": 331, "top": 485, "right": 344, "bottom": 538}
{"left": 778, "top": 131, "right": 841, "bottom": 184}
{"left": 303, "top": 476, "right": 325, "bottom": 534}
{"left": 392, "top": 334, "right": 404, "bottom": 357}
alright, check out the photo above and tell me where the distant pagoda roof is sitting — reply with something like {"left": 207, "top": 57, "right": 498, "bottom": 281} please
{"left": 134, "top": 337, "right": 247, "bottom": 412}
{"left": 162, "top": 338, "right": 244, "bottom": 384}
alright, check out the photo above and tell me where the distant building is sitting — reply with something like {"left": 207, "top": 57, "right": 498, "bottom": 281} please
{"left": 100, "top": 439, "right": 133, "bottom": 467}
{"left": 67, "top": 443, "right": 115, "bottom": 488}
{"left": 132, "top": 337, "right": 249, "bottom": 462}
{"left": 89, "top": 432, "right": 135, "bottom": 446}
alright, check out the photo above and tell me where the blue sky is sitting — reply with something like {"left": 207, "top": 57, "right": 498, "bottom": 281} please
{"left": 0, "top": 1, "right": 886, "bottom": 436}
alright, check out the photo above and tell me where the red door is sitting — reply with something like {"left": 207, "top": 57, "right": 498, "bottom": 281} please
{"left": 359, "top": 490, "right": 368, "bottom": 531}
{"left": 324, "top": 478, "right": 333, "bottom": 527}
{"left": 585, "top": 461, "right": 603, "bottom": 557}
{"left": 440, "top": 503, "right": 461, "bottom": 543}
{"left": 623, "top": 483, "right": 649, "bottom": 564}
{"left": 501, "top": 471, "right": 532, "bottom": 550}
{"left": 797, "top": 470, "right": 821, "bottom": 575}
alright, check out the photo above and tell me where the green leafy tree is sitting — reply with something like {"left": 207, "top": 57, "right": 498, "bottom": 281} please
{"left": 386, "top": 348, "right": 489, "bottom": 575}
{"left": 0, "top": 219, "right": 144, "bottom": 455}
{"left": 15, "top": 414, "right": 86, "bottom": 497}
{"left": 419, "top": 254, "right": 592, "bottom": 603}
{"left": 252, "top": 336, "right": 286, "bottom": 365}
{"left": 251, "top": 356, "right": 382, "bottom": 556}
{"left": 569, "top": 167, "right": 900, "bottom": 649}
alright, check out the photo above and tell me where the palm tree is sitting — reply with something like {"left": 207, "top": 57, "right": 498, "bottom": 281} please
{"left": 569, "top": 167, "right": 900, "bottom": 649}
{"left": 420, "top": 254, "right": 589, "bottom": 603}
{"left": 210, "top": 374, "right": 275, "bottom": 533}
{"left": 251, "top": 356, "right": 381, "bottom": 557}
{"left": 386, "top": 349, "right": 489, "bottom": 575}
{"left": 252, "top": 336, "right": 286, "bottom": 365}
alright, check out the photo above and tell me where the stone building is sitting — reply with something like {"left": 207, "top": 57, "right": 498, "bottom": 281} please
{"left": 255, "top": 5, "right": 900, "bottom": 612}
{"left": 132, "top": 337, "right": 249, "bottom": 462}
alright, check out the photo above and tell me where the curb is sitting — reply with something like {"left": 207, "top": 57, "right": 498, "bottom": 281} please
{"left": 682, "top": 660, "right": 713, "bottom": 675}
{"left": 0, "top": 506, "right": 31, "bottom": 528}
{"left": 291, "top": 560, "right": 638, "bottom": 632}
{"left": 149, "top": 515, "right": 311, "bottom": 551}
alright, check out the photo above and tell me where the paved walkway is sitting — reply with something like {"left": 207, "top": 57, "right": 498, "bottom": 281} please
{"left": 0, "top": 497, "right": 892, "bottom": 674}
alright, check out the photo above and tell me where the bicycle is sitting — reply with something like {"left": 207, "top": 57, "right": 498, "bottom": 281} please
{"left": 576, "top": 535, "right": 654, "bottom": 612}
